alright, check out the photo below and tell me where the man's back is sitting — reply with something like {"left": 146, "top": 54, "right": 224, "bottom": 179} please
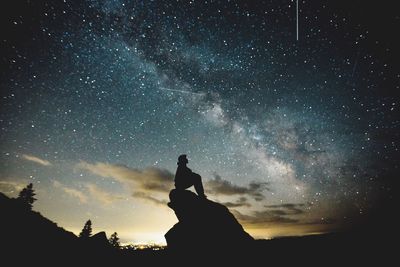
{"left": 175, "top": 164, "right": 194, "bottom": 189}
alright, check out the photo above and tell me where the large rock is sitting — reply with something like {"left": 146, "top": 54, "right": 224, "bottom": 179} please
{"left": 165, "top": 189, "right": 254, "bottom": 252}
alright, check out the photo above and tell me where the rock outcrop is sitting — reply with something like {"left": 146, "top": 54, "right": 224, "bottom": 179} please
{"left": 165, "top": 189, "right": 254, "bottom": 252}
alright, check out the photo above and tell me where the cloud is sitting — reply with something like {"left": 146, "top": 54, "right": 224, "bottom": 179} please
{"left": 231, "top": 209, "right": 299, "bottom": 226}
{"left": 230, "top": 203, "right": 336, "bottom": 229}
{"left": 222, "top": 197, "right": 251, "bottom": 208}
{"left": 229, "top": 202, "right": 309, "bottom": 227}
{"left": 53, "top": 180, "right": 88, "bottom": 203}
{"left": 85, "top": 183, "right": 124, "bottom": 205}
{"left": 264, "top": 203, "right": 306, "bottom": 216}
{"left": 302, "top": 217, "right": 337, "bottom": 225}
{"left": 206, "top": 174, "right": 270, "bottom": 201}
{"left": 76, "top": 161, "right": 174, "bottom": 193}
{"left": 76, "top": 161, "right": 274, "bottom": 205}
{"left": 76, "top": 161, "right": 174, "bottom": 205}
{"left": 0, "top": 180, "right": 27, "bottom": 195}
{"left": 132, "top": 192, "right": 168, "bottom": 206}
{"left": 53, "top": 180, "right": 125, "bottom": 205}
{"left": 22, "top": 154, "right": 52, "bottom": 166}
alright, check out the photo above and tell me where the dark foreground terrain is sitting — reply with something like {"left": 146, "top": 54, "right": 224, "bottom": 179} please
{"left": 0, "top": 192, "right": 395, "bottom": 266}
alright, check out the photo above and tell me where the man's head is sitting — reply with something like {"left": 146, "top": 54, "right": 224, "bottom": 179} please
{"left": 177, "top": 154, "right": 188, "bottom": 165}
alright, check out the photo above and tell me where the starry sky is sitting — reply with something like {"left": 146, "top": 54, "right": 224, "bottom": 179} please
{"left": 0, "top": 0, "right": 398, "bottom": 244}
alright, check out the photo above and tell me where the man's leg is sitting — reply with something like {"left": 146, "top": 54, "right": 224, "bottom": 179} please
{"left": 193, "top": 174, "right": 206, "bottom": 198}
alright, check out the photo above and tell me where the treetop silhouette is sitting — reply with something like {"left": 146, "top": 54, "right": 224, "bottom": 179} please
{"left": 109, "top": 232, "right": 120, "bottom": 248}
{"left": 17, "top": 183, "right": 37, "bottom": 210}
{"left": 79, "top": 219, "right": 93, "bottom": 238}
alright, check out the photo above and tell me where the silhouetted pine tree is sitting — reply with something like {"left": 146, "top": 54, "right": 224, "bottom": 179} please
{"left": 79, "top": 219, "right": 92, "bottom": 238}
{"left": 17, "top": 183, "right": 37, "bottom": 210}
{"left": 109, "top": 232, "right": 120, "bottom": 248}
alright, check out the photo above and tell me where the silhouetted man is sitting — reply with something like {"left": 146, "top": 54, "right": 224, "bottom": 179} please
{"left": 174, "top": 154, "right": 206, "bottom": 199}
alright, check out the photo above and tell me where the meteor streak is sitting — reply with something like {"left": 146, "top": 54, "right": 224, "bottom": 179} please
{"left": 158, "top": 87, "right": 205, "bottom": 96}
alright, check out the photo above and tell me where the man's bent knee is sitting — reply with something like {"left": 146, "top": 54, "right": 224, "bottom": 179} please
{"left": 193, "top": 173, "right": 202, "bottom": 182}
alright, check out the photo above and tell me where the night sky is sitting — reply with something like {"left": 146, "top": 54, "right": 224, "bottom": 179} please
{"left": 1, "top": 0, "right": 398, "bottom": 244}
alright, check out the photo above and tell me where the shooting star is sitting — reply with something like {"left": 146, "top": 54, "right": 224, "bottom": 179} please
{"left": 296, "top": 0, "right": 299, "bottom": 41}
{"left": 347, "top": 48, "right": 361, "bottom": 86}
{"left": 158, "top": 87, "right": 205, "bottom": 96}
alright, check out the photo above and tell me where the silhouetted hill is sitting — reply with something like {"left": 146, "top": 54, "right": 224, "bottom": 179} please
{"left": 1, "top": 192, "right": 395, "bottom": 266}
{"left": 1, "top": 192, "right": 80, "bottom": 264}
{"left": 0, "top": 192, "right": 166, "bottom": 266}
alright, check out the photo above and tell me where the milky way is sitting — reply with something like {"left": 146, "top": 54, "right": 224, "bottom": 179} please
{"left": 0, "top": 1, "right": 398, "bottom": 243}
